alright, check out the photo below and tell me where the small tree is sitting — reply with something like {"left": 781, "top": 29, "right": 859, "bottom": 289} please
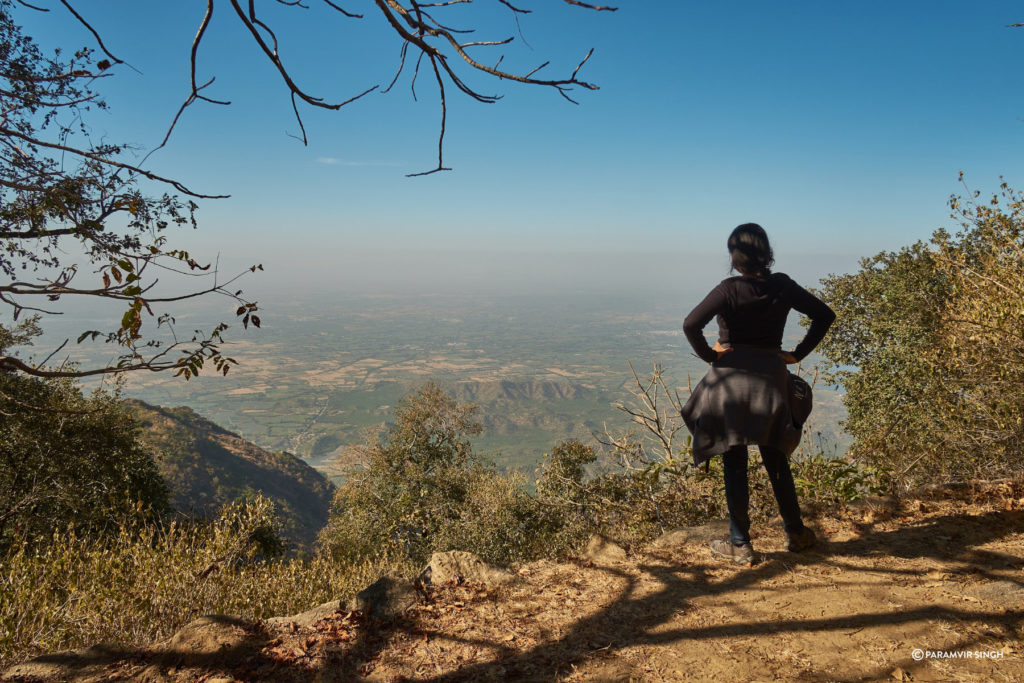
{"left": 2, "top": 0, "right": 617, "bottom": 379}
{"left": 816, "top": 179, "right": 1024, "bottom": 485}
{"left": 319, "top": 382, "right": 560, "bottom": 565}
{"left": 814, "top": 241, "right": 952, "bottom": 482}
{"left": 319, "top": 382, "right": 480, "bottom": 563}
{"left": 931, "top": 181, "right": 1024, "bottom": 474}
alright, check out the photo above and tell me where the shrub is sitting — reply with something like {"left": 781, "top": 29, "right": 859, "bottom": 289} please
{"left": 0, "top": 364, "right": 170, "bottom": 550}
{"left": 792, "top": 452, "right": 889, "bottom": 508}
{"left": 435, "top": 466, "right": 555, "bottom": 565}
{"left": 319, "top": 382, "right": 558, "bottom": 566}
{"left": 816, "top": 180, "right": 1024, "bottom": 486}
{"left": 533, "top": 440, "right": 599, "bottom": 553}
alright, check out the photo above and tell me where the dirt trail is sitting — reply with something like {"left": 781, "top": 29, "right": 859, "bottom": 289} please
{"left": 5, "top": 482, "right": 1024, "bottom": 682}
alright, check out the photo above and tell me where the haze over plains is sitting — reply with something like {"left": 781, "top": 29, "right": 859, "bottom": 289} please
{"left": 12, "top": 1, "right": 1023, "bottom": 470}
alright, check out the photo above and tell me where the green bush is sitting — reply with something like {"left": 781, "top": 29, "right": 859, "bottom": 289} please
{"left": 0, "top": 360, "right": 170, "bottom": 550}
{"left": 533, "top": 440, "right": 601, "bottom": 554}
{"left": 319, "top": 382, "right": 558, "bottom": 566}
{"left": 792, "top": 452, "right": 889, "bottom": 508}
{"left": 434, "top": 466, "right": 555, "bottom": 565}
{"left": 816, "top": 180, "right": 1024, "bottom": 486}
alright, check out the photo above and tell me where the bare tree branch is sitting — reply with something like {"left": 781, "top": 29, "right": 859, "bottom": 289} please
{"left": 23, "top": 0, "right": 616, "bottom": 174}
{"left": 14, "top": 1, "right": 49, "bottom": 11}
{"left": 497, "top": 0, "right": 530, "bottom": 14}
{"left": 321, "top": 0, "right": 363, "bottom": 19}
{"left": 596, "top": 361, "right": 692, "bottom": 474}
{"left": 407, "top": 55, "right": 451, "bottom": 176}
{"left": 1, "top": 126, "right": 227, "bottom": 198}
{"left": 382, "top": 41, "right": 410, "bottom": 94}
{"left": 562, "top": 0, "right": 617, "bottom": 11}
{"left": 57, "top": 0, "right": 128, "bottom": 68}
{"left": 228, "top": 0, "right": 380, "bottom": 110}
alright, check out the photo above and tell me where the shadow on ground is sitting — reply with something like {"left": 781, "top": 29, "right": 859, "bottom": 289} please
{"left": 5, "top": 487, "right": 1023, "bottom": 682}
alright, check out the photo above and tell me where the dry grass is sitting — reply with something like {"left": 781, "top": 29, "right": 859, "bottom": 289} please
{"left": 0, "top": 497, "right": 409, "bottom": 670}
{"left": 7, "top": 481, "right": 1023, "bottom": 682}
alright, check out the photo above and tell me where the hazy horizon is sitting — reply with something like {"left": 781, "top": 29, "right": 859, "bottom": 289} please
{"left": 18, "top": 267, "right": 851, "bottom": 475}
{"left": 189, "top": 247, "right": 866, "bottom": 302}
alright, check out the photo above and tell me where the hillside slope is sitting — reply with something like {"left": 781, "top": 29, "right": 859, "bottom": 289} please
{"left": 126, "top": 400, "right": 334, "bottom": 549}
{"left": 7, "top": 480, "right": 1022, "bottom": 682}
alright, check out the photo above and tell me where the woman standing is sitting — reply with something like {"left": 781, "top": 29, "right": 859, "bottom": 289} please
{"left": 681, "top": 224, "right": 835, "bottom": 566}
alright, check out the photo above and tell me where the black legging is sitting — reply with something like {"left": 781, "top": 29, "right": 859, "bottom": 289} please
{"left": 722, "top": 444, "right": 804, "bottom": 546}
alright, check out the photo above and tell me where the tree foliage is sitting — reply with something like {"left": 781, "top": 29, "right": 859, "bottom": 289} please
{"left": 1, "top": 0, "right": 615, "bottom": 379}
{"left": 0, "top": 0, "right": 260, "bottom": 380}
{"left": 318, "top": 382, "right": 551, "bottom": 565}
{"left": 0, "top": 361, "right": 170, "bottom": 550}
{"left": 815, "top": 241, "right": 951, "bottom": 481}
{"left": 931, "top": 182, "right": 1024, "bottom": 472}
{"left": 816, "top": 179, "right": 1024, "bottom": 485}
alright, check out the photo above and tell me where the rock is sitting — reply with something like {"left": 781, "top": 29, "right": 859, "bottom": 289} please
{"left": 162, "top": 614, "right": 253, "bottom": 659}
{"left": 970, "top": 580, "right": 1024, "bottom": 608}
{"left": 265, "top": 599, "right": 343, "bottom": 628}
{"left": 848, "top": 495, "right": 899, "bottom": 514}
{"left": 582, "top": 535, "right": 627, "bottom": 564}
{"left": 650, "top": 519, "right": 731, "bottom": 549}
{"left": 848, "top": 495, "right": 899, "bottom": 524}
{"left": 1, "top": 618, "right": 257, "bottom": 682}
{"left": 139, "top": 614, "right": 258, "bottom": 676}
{"left": 346, "top": 576, "right": 418, "bottom": 620}
{"left": 421, "top": 551, "right": 516, "bottom": 587}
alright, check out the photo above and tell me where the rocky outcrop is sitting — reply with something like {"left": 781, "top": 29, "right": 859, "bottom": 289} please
{"left": 346, "top": 576, "right": 418, "bottom": 621}
{"left": 1, "top": 644, "right": 120, "bottom": 682}
{"left": 420, "top": 550, "right": 517, "bottom": 587}
{"left": 6, "top": 482, "right": 1024, "bottom": 683}
{"left": 2, "top": 616, "right": 259, "bottom": 683}
{"left": 650, "top": 518, "right": 731, "bottom": 550}
{"left": 265, "top": 600, "right": 344, "bottom": 629}
{"left": 581, "top": 535, "right": 628, "bottom": 564}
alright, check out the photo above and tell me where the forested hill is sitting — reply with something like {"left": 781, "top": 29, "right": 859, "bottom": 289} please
{"left": 125, "top": 400, "right": 334, "bottom": 549}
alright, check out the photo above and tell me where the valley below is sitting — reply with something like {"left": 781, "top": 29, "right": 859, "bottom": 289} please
{"left": 78, "top": 290, "right": 849, "bottom": 481}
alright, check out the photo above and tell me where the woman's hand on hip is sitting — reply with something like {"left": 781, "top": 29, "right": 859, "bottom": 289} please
{"left": 713, "top": 340, "right": 733, "bottom": 360}
{"left": 779, "top": 351, "right": 798, "bottom": 364}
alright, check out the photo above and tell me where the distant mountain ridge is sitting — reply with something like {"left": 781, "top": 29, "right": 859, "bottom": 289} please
{"left": 452, "top": 379, "right": 594, "bottom": 402}
{"left": 125, "top": 399, "right": 334, "bottom": 549}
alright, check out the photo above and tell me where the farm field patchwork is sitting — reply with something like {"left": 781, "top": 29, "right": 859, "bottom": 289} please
{"left": 69, "top": 291, "right": 846, "bottom": 479}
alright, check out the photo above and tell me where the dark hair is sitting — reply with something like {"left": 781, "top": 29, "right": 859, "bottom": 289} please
{"left": 728, "top": 223, "right": 774, "bottom": 277}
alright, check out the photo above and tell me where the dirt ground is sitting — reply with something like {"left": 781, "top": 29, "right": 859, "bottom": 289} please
{"left": 5, "top": 481, "right": 1023, "bottom": 682}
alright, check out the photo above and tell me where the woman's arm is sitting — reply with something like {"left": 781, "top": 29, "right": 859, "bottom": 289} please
{"left": 787, "top": 282, "right": 836, "bottom": 361}
{"left": 683, "top": 285, "right": 728, "bottom": 363}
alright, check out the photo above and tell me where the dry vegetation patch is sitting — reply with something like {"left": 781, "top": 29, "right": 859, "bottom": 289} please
{"left": 5, "top": 482, "right": 1024, "bottom": 682}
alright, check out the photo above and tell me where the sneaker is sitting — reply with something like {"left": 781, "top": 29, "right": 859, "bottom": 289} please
{"left": 787, "top": 526, "right": 816, "bottom": 552}
{"left": 709, "top": 539, "right": 755, "bottom": 566}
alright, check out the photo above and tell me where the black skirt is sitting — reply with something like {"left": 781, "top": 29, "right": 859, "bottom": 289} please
{"left": 681, "top": 345, "right": 802, "bottom": 466}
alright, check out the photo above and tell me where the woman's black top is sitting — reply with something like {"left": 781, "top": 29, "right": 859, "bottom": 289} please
{"left": 682, "top": 272, "right": 835, "bottom": 364}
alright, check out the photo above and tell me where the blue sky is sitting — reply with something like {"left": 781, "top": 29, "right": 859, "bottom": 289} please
{"left": 17, "top": 1, "right": 1024, "bottom": 296}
